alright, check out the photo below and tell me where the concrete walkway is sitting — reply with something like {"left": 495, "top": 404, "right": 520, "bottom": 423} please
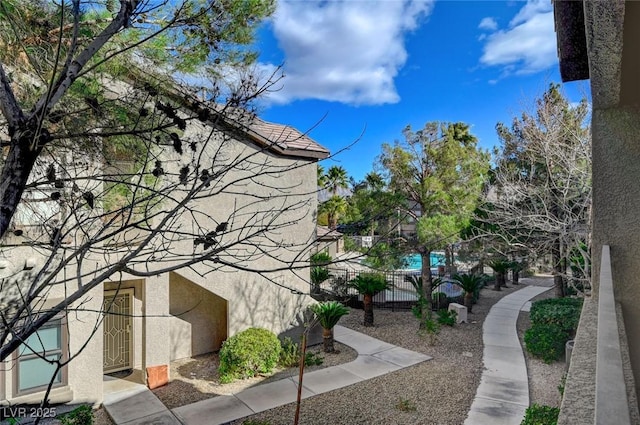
{"left": 104, "top": 280, "right": 552, "bottom": 425}
{"left": 104, "top": 325, "right": 432, "bottom": 425}
{"left": 465, "top": 280, "right": 552, "bottom": 425}
{"left": 103, "top": 374, "right": 180, "bottom": 425}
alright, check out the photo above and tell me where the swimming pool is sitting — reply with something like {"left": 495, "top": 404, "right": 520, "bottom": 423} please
{"left": 404, "top": 252, "right": 445, "bottom": 270}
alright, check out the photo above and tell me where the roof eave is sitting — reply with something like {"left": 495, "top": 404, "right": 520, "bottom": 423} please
{"left": 554, "top": 0, "right": 590, "bottom": 82}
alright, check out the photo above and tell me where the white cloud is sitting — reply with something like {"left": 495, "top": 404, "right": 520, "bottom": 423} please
{"left": 259, "top": 0, "right": 434, "bottom": 106}
{"left": 478, "top": 17, "right": 498, "bottom": 31}
{"left": 479, "top": 0, "right": 557, "bottom": 76}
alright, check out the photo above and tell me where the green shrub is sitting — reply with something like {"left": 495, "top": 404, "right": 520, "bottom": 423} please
{"left": 521, "top": 404, "right": 559, "bottom": 425}
{"left": 310, "top": 251, "right": 331, "bottom": 265}
{"left": 524, "top": 323, "right": 567, "bottom": 363}
{"left": 278, "top": 337, "right": 299, "bottom": 368}
{"left": 411, "top": 297, "right": 428, "bottom": 319}
{"left": 277, "top": 337, "right": 324, "bottom": 368}
{"left": 219, "top": 328, "right": 281, "bottom": 383}
{"left": 525, "top": 297, "right": 583, "bottom": 363}
{"left": 530, "top": 298, "right": 583, "bottom": 334}
{"left": 59, "top": 405, "right": 94, "bottom": 425}
{"left": 304, "top": 351, "right": 324, "bottom": 366}
{"left": 419, "top": 317, "right": 440, "bottom": 343}
{"left": 437, "top": 308, "right": 457, "bottom": 326}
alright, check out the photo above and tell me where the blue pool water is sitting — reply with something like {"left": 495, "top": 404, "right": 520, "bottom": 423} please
{"left": 405, "top": 253, "right": 445, "bottom": 270}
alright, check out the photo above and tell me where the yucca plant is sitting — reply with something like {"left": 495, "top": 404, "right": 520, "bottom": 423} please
{"left": 311, "top": 301, "right": 349, "bottom": 352}
{"left": 349, "top": 273, "right": 389, "bottom": 326}
{"left": 451, "top": 273, "right": 484, "bottom": 313}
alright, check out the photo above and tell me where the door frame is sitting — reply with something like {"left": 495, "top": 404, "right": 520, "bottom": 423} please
{"left": 103, "top": 288, "right": 135, "bottom": 373}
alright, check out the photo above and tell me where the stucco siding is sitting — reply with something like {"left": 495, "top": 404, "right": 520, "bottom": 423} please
{"left": 591, "top": 106, "right": 640, "bottom": 398}
{"left": 169, "top": 272, "right": 227, "bottom": 359}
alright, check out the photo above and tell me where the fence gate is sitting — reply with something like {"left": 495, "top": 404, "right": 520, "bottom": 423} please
{"left": 103, "top": 289, "right": 134, "bottom": 373}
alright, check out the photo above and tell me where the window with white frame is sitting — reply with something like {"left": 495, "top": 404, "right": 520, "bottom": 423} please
{"left": 16, "top": 319, "right": 66, "bottom": 394}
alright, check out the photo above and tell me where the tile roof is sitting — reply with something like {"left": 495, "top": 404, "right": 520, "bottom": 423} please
{"left": 246, "top": 117, "right": 330, "bottom": 159}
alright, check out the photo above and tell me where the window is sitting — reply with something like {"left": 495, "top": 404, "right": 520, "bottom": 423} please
{"left": 15, "top": 320, "right": 66, "bottom": 394}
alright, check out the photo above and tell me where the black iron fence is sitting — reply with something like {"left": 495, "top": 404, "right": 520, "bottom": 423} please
{"left": 316, "top": 269, "right": 468, "bottom": 312}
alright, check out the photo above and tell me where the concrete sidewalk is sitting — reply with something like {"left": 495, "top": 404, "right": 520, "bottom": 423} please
{"left": 104, "top": 325, "right": 432, "bottom": 425}
{"left": 465, "top": 280, "right": 552, "bottom": 425}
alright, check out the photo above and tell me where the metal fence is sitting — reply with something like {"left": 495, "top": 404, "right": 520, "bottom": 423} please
{"left": 318, "top": 269, "right": 467, "bottom": 312}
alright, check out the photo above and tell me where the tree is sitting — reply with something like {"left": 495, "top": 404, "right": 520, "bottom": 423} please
{"left": 317, "top": 164, "right": 328, "bottom": 188}
{"left": 342, "top": 171, "right": 401, "bottom": 237}
{"left": 349, "top": 272, "right": 389, "bottom": 327}
{"left": 320, "top": 195, "right": 348, "bottom": 229}
{"left": 480, "top": 84, "right": 591, "bottom": 297}
{"left": 488, "top": 259, "right": 510, "bottom": 291}
{"left": 451, "top": 273, "right": 483, "bottom": 313}
{"left": 0, "top": 0, "right": 333, "bottom": 409}
{"left": 311, "top": 301, "right": 349, "bottom": 353}
{"left": 0, "top": 0, "right": 276, "bottom": 238}
{"left": 379, "top": 122, "right": 490, "bottom": 322}
{"left": 324, "top": 165, "right": 349, "bottom": 196}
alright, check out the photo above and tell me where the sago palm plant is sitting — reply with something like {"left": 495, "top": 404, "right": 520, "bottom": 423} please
{"left": 310, "top": 266, "right": 330, "bottom": 294}
{"left": 311, "top": 301, "right": 349, "bottom": 352}
{"left": 349, "top": 273, "right": 389, "bottom": 326}
{"left": 451, "top": 273, "right": 484, "bottom": 313}
{"left": 488, "top": 259, "right": 510, "bottom": 291}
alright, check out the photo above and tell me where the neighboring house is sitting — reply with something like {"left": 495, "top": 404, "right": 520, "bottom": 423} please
{"left": 0, "top": 99, "right": 329, "bottom": 406}
{"left": 553, "top": 1, "right": 640, "bottom": 423}
{"left": 315, "top": 225, "right": 344, "bottom": 259}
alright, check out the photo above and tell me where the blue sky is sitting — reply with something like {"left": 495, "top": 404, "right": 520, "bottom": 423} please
{"left": 251, "top": 0, "right": 589, "bottom": 182}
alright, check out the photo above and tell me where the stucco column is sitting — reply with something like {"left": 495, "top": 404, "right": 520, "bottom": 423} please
{"left": 591, "top": 106, "right": 640, "bottom": 400}
{"left": 143, "top": 274, "right": 171, "bottom": 376}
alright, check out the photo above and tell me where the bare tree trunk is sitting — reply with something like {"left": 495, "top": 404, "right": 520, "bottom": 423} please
{"left": 0, "top": 136, "right": 41, "bottom": 238}
{"left": 421, "top": 250, "right": 433, "bottom": 324}
{"left": 363, "top": 294, "right": 374, "bottom": 326}
{"left": 553, "top": 238, "right": 565, "bottom": 298}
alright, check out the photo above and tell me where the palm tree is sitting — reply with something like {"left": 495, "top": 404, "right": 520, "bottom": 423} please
{"left": 349, "top": 273, "right": 389, "bottom": 326}
{"left": 488, "top": 259, "right": 510, "bottom": 291}
{"left": 509, "top": 260, "right": 524, "bottom": 285}
{"left": 451, "top": 273, "right": 484, "bottom": 313}
{"left": 320, "top": 195, "right": 348, "bottom": 229}
{"left": 325, "top": 166, "right": 349, "bottom": 196}
{"left": 311, "top": 301, "right": 349, "bottom": 352}
{"left": 317, "top": 164, "right": 327, "bottom": 189}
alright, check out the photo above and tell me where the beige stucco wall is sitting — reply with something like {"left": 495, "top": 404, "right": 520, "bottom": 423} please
{"left": 0, "top": 254, "right": 105, "bottom": 405}
{"left": 0, "top": 106, "right": 321, "bottom": 404}
{"left": 169, "top": 272, "right": 227, "bottom": 360}
{"left": 591, "top": 106, "right": 640, "bottom": 398}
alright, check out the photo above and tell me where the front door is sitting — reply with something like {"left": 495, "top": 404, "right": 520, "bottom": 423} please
{"left": 103, "top": 289, "right": 134, "bottom": 373}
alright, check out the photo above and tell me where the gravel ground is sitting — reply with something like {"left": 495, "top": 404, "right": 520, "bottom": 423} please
{"left": 94, "top": 278, "right": 567, "bottom": 425}
{"left": 228, "top": 284, "right": 517, "bottom": 425}
{"left": 152, "top": 342, "right": 358, "bottom": 409}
